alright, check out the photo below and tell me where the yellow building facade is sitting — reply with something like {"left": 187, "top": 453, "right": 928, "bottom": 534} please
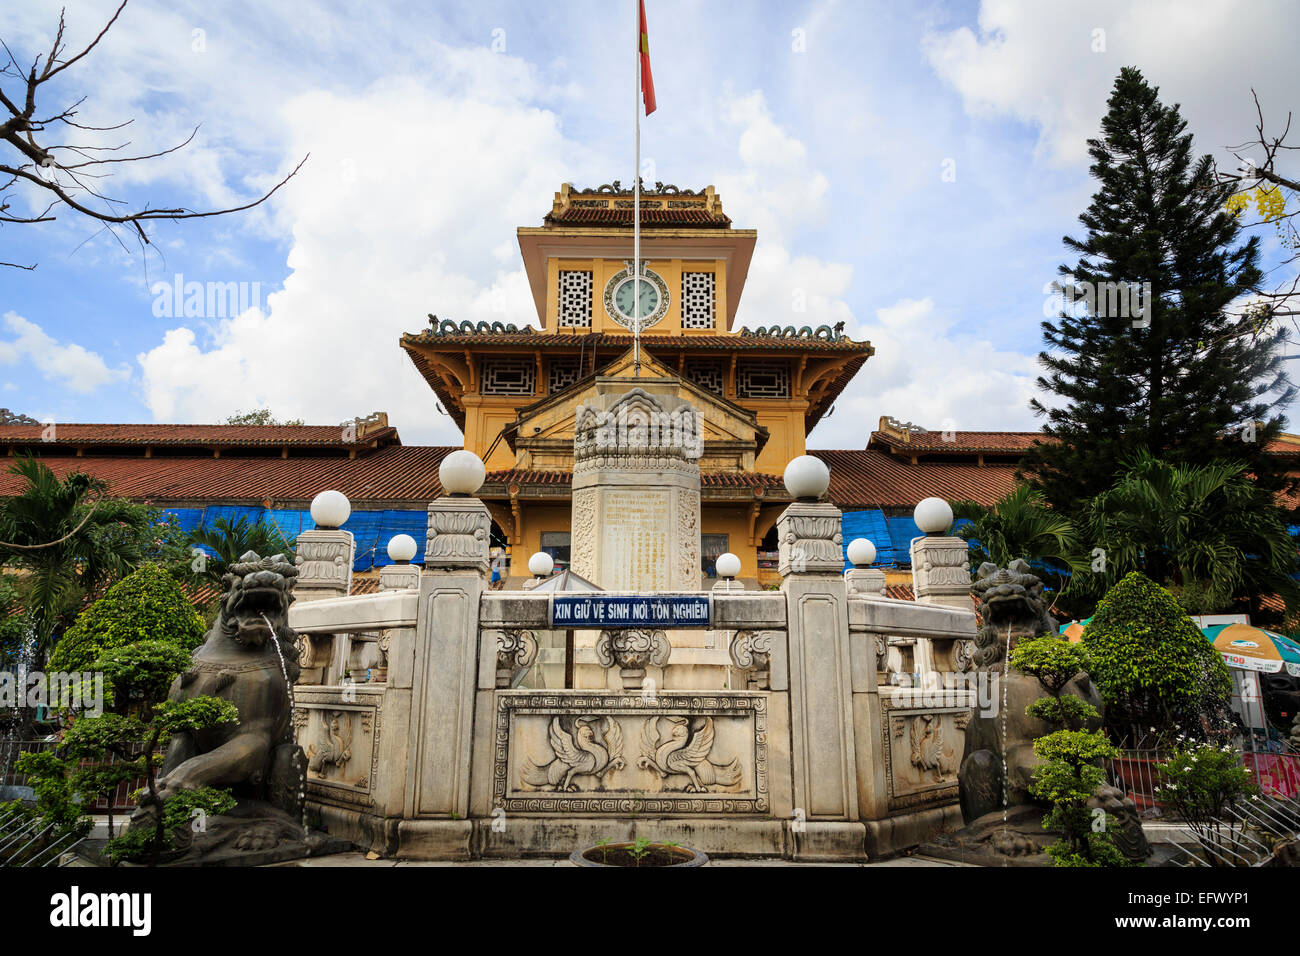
{"left": 401, "top": 181, "right": 874, "bottom": 585}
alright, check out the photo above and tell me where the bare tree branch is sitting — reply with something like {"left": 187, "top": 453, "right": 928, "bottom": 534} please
{"left": 0, "top": 1, "right": 308, "bottom": 270}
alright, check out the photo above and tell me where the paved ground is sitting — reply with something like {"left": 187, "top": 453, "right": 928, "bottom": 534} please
{"left": 277, "top": 851, "right": 971, "bottom": 867}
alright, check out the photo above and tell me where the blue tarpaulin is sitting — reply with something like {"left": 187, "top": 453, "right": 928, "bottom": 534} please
{"left": 838, "top": 510, "right": 971, "bottom": 569}
{"left": 161, "top": 506, "right": 428, "bottom": 571}
{"left": 163, "top": 506, "right": 974, "bottom": 575}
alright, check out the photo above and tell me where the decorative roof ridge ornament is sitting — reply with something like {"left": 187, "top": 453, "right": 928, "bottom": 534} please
{"left": 0, "top": 408, "right": 41, "bottom": 425}
{"left": 882, "top": 416, "right": 929, "bottom": 438}
{"left": 739, "top": 321, "right": 847, "bottom": 342}
{"left": 575, "top": 178, "right": 698, "bottom": 196}
{"left": 425, "top": 315, "right": 536, "bottom": 337}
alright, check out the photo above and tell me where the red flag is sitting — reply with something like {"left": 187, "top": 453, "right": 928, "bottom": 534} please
{"left": 639, "top": 0, "right": 656, "bottom": 115}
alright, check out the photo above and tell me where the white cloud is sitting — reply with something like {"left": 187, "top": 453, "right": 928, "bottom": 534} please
{"left": 819, "top": 297, "right": 1040, "bottom": 446}
{"left": 923, "top": 0, "right": 1300, "bottom": 167}
{"left": 712, "top": 91, "right": 1040, "bottom": 446}
{"left": 137, "top": 64, "right": 577, "bottom": 439}
{"left": 0, "top": 312, "right": 129, "bottom": 394}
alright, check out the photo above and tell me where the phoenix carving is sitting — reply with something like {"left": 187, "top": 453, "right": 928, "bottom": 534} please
{"left": 638, "top": 716, "right": 741, "bottom": 793}
{"left": 521, "top": 716, "right": 625, "bottom": 791}
{"left": 909, "top": 713, "right": 956, "bottom": 780}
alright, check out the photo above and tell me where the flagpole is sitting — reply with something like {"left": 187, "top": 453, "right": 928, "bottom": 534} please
{"left": 633, "top": 0, "right": 642, "bottom": 378}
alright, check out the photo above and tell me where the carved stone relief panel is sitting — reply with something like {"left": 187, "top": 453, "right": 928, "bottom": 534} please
{"left": 295, "top": 689, "right": 382, "bottom": 808}
{"left": 495, "top": 691, "right": 768, "bottom": 814}
{"left": 879, "top": 698, "right": 971, "bottom": 812}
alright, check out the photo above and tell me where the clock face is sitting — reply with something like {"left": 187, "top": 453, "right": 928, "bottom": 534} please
{"left": 603, "top": 266, "right": 669, "bottom": 329}
{"left": 614, "top": 276, "right": 660, "bottom": 320}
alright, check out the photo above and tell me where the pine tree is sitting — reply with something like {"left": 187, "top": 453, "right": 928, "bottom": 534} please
{"left": 1022, "top": 67, "right": 1294, "bottom": 507}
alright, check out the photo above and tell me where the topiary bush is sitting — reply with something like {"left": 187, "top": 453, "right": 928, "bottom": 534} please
{"left": 1084, "top": 572, "right": 1231, "bottom": 739}
{"left": 49, "top": 563, "right": 205, "bottom": 673}
{"left": 1028, "top": 729, "right": 1132, "bottom": 866}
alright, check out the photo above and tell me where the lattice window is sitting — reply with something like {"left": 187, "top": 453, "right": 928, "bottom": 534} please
{"left": 548, "top": 357, "right": 580, "bottom": 393}
{"left": 681, "top": 272, "right": 716, "bottom": 329}
{"left": 738, "top": 363, "right": 789, "bottom": 399}
{"left": 557, "top": 270, "right": 593, "bottom": 328}
{"left": 481, "top": 358, "right": 536, "bottom": 395}
{"left": 684, "top": 361, "right": 724, "bottom": 395}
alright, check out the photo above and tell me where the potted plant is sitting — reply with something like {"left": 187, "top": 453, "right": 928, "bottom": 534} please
{"left": 570, "top": 836, "right": 708, "bottom": 867}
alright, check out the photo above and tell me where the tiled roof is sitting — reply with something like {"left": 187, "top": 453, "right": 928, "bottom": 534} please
{"left": 483, "top": 469, "right": 785, "bottom": 491}
{"left": 813, "top": 449, "right": 1020, "bottom": 508}
{"left": 544, "top": 207, "right": 731, "bottom": 228}
{"left": 403, "top": 329, "right": 870, "bottom": 353}
{"left": 869, "top": 430, "right": 1042, "bottom": 454}
{"left": 0, "top": 423, "right": 397, "bottom": 448}
{"left": 401, "top": 330, "right": 872, "bottom": 434}
{"left": 0, "top": 446, "right": 456, "bottom": 505}
{"left": 0, "top": 444, "right": 1018, "bottom": 509}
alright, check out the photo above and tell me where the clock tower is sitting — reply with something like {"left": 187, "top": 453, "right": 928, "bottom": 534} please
{"left": 517, "top": 180, "right": 753, "bottom": 335}
{"left": 400, "top": 179, "right": 874, "bottom": 584}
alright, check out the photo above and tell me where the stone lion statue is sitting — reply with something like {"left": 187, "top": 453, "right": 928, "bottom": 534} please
{"left": 131, "top": 551, "right": 309, "bottom": 858}
{"left": 958, "top": 560, "right": 1101, "bottom": 827}
{"left": 969, "top": 559, "right": 1057, "bottom": 669}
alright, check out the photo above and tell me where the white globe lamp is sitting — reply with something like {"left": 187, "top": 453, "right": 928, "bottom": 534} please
{"left": 846, "top": 538, "right": 876, "bottom": 568}
{"left": 528, "top": 551, "right": 554, "bottom": 577}
{"left": 783, "top": 455, "right": 830, "bottom": 501}
{"left": 387, "top": 533, "right": 418, "bottom": 564}
{"left": 310, "top": 490, "right": 351, "bottom": 529}
{"left": 715, "top": 552, "right": 741, "bottom": 580}
{"left": 914, "top": 497, "right": 954, "bottom": 536}
{"left": 439, "top": 449, "right": 486, "bottom": 497}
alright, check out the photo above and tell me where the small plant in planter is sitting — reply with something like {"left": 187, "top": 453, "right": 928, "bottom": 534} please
{"left": 571, "top": 836, "right": 708, "bottom": 867}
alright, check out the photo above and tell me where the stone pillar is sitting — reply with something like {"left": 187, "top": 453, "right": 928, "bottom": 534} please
{"left": 380, "top": 562, "right": 421, "bottom": 591}
{"left": 779, "top": 499, "right": 860, "bottom": 841}
{"left": 909, "top": 535, "right": 971, "bottom": 686}
{"left": 401, "top": 495, "right": 489, "bottom": 850}
{"left": 568, "top": 382, "right": 724, "bottom": 688}
{"left": 569, "top": 384, "right": 701, "bottom": 592}
{"left": 294, "top": 528, "right": 356, "bottom": 684}
{"left": 294, "top": 528, "right": 355, "bottom": 601}
{"left": 844, "top": 566, "right": 886, "bottom": 596}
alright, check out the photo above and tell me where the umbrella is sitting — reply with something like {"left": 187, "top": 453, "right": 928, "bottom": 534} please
{"left": 1059, "top": 617, "right": 1092, "bottom": 643}
{"left": 1202, "top": 623, "right": 1300, "bottom": 677}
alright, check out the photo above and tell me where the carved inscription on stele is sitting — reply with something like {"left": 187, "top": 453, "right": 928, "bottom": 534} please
{"left": 496, "top": 691, "right": 767, "bottom": 814}
{"left": 601, "top": 488, "right": 672, "bottom": 591}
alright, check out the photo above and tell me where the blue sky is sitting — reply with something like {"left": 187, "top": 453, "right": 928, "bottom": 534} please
{"left": 1, "top": 0, "right": 1297, "bottom": 446}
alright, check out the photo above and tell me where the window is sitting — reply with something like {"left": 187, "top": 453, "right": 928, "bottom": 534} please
{"left": 701, "top": 533, "right": 729, "bottom": 578}
{"left": 481, "top": 358, "right": 536, "bottom": 395}
{"left": 558, "top": 270, "right": 593, "bottom": 328}
{"left": 738, "top": 362, "right": 790, "bottom": 399}
{"left": 548, "top": 357, "right": 580, "bottom": 394}
{"left": 684, "top": 361, "right": 724, "bottom": 394}
{"left": 540, "top": 531, "right": 571, "bottom": 571}
{"left": 681, "top": 272, "right": 716, "bottom": 329}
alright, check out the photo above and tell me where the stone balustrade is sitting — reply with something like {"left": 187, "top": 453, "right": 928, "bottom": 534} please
{"left": 284, "top": 488, "right": 979, "bottom": 862}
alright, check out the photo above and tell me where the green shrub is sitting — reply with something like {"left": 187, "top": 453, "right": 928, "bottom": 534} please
{"left": 1010, "top": 635, "right": 1097, "bottom": 731}
{"left": 1154, "top": 738, "right": 1260, "bottom": 865}
{"left": 1083, "top": 572, "right": 1231, "bottom": 737}
{"left": 1029, "top": 729, "right": 1131, "bottom": 866}
{"left": 50, "top": 564, "right": 205, "bottom": 673}
{"left": 105, "top": 786, "right": 237, "bottom": 864}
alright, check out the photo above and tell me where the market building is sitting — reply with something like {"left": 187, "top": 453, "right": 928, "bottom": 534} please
{"left": 4, "top": 181, "right": 1296, "bottom": 591}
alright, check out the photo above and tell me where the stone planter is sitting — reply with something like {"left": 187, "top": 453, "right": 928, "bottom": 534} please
{"left": 570, "top": 842, "right": 709, "bottom": 867}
